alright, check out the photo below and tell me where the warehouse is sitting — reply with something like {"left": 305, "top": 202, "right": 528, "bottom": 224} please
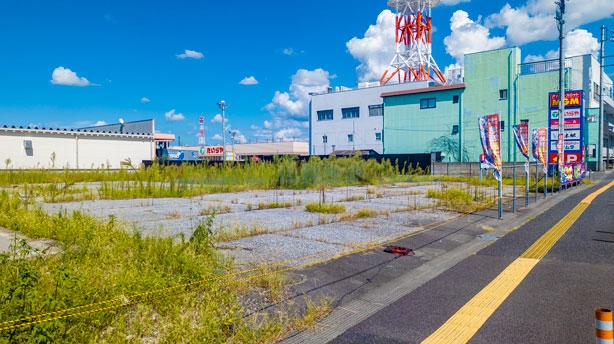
{"left": 0, "top": 119, "right": 158, "bottom": 170}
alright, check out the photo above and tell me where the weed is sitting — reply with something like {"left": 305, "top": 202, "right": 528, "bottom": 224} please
{"left": 258, "top": 201, "right": 292, "bottom": 210}
{"left": 167, "top": 209, "right": 181, "bottom": 219}
{"left": 427, "top": 187, "right": 484, "bottom": 212}
{"left": 305, "top": 202, "right": 345, "bottom": 214}
{"left": 216, "top": 225, "right": 270, "bottom": 242}
{"left": 356, "top": 208, "right": 377, "bottom": 218}
{"left": 198, "top": 204, "right": 231, "bottom": 216}
{"left": 342, "top": 195, "right": 366, "bottom": 202}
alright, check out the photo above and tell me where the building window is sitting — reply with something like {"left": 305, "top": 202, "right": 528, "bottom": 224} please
{"left": 347, "top": 134, "right": 354, "bottom": 142}
{"left": 420, "top": 98, "right": 436, "bottom": 109}
{"left": 368, "top": 104, "right": 383, "bottom": 116}
{"left": 451, "top": 125, "right": 459, "bottom": 135}
{"left": 375, "top": 132, "right": 382, "bottom": 141}
{"left": 500, "top": 121, "right": 505, "bottom": 132}
{"left": 453, "top": 95, "right": 459, "bottom": 104}
{"left": 317, "top": 109, "right": 333, "bottom": 121}
{"left": 520, "top": 119, "right": 529, "bottom": 124}
{"left": 322, "top": 135, "right": 328, "bottom": 143}
{"left": 342, "top": 107, "right": 360, "bottom": 119}
{"left": 499, "top": 89, "right": 508, "bottom": 100}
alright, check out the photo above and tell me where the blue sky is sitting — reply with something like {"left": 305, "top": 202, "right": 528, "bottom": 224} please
{"left": 1, "top": 0, "right": 613, "bottom": 145}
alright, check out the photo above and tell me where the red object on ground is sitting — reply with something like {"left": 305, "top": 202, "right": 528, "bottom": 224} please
{"left": 383, "top": 246, "right": 414, "bottom": 256}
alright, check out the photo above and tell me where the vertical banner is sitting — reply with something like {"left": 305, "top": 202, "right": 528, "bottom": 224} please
{"left": 478, "top": 114, "right": 502, "bottom": 180}
{"left": 537, "top": 128, "right": 548, "bottom": 173}
{"left": 513, "top": 123, "right": 530, "bottom": 174}
{"left": 532, "top": 128, "right": 540, "bottom": 162}
{"left": 512, "top": 123, "right": 530, "bottom": 159}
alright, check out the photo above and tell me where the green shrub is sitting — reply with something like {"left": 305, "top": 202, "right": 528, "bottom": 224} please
{"left": 427, "top": 187, "right": 477, "bottom": 212}
{"left": 304, "top": 202, "right": 346, "bottom": 214}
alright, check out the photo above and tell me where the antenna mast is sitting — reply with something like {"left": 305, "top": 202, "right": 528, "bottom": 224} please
{"left": 380, "top": 0, "right": 446, "bottom": 85}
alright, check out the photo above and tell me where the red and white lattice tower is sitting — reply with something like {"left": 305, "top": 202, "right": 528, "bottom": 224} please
{"left": 198, "top": 116, "right": 205, "bottom": 146}
{"left": 380, "top": 0, "right": 446, "bottom": 85}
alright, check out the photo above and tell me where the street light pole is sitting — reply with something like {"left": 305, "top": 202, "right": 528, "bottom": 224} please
{"left": 599, "top": 25, "right": 606, "bottom": 172}
{"left": 217, "top": 100, "right": 228, "bottom": 162}
{"left": 556, "top": 0, "right": 566, "bottom": 183}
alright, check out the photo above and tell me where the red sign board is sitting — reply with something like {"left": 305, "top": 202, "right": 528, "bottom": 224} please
{"left": 549, "top": 91, "right": 583, "bottom": 109}
{"left": 200, "top": 146, "right": 224, "bottom": 156}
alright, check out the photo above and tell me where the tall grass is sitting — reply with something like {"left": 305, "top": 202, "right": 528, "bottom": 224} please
{"left": 0, "top": 190, "right": 293, "bottom": 342}
{"left": 0, "top": 155, "right": 405, "bottom": 202}
{"left": 426, "top": 186, "right": 490, "bottom": 212}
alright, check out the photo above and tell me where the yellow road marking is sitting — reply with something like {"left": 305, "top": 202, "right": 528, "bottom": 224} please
{"left": 422, "top": 258, "right": 538, "bottom": 343}
{"left": 422, "top": 180, "right": 614, "bottom": 344}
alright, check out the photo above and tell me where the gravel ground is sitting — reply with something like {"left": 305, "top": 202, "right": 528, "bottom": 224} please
{"left": 41, "top": 182, "right": 493, "bottom": 267}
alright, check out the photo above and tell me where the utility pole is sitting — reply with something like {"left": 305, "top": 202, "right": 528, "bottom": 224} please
{"left": 217, "top": 100, "right": 228, "bottom": 162}
{"left": 555, "top": 0, "right": 566, "bottom": 183}
{"left": 599, "top": 25, "right": 605, "bottom": 171}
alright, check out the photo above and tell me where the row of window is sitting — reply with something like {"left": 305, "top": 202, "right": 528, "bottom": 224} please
{"left": 419, "top": 91, "right": 506, "bottom": 110}
{"left": 419, "top": 95, "right": 461, "bottom": 109}
{"left": 322, "top": 132, "right": 382, "bottom": 143}
{"left": 317, "top": 104, "right": 383, "bottom": 121}
{"left": 317, "top": 90, "right": 507, "bottom": 120}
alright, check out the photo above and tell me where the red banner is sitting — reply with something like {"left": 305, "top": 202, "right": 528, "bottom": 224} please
{"left": 478, "top": 114, "right": 502, "bottom": 180}
{"left": 512, "top": 123, "right": 529, "bottom": 159}
{"left": 537, "top": 128, "right": 548, "bottom": 172}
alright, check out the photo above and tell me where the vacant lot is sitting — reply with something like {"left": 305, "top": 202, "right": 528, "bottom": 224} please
{"left": 42, "top": 182, "right": 473, "bottom": 268}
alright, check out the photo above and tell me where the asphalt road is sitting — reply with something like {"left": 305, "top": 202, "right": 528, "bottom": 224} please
{"left": 283, "top": 174, "right": 614, "bottom": 343}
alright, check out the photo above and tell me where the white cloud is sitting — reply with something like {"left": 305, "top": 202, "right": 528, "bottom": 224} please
{"left": 211, "top": 114, "right": 228, "bottom": 124}
{"left": 440, "top": 0, "right": 470, "bottom": 5}
{"left": 346, "top": 10, "right": 396, "bottom": 83}
{"left": 522, "top": 29, "right": 600, "bottom": 62}
{"left": 94, "top": 121, "right": 107, "bottom": 126}
{"left": 239, "top": 76, "right": 259, "bottom": 85}
{"left": 211, "top": 134, "right": 223, "bottom": 141}
{"left": 140, "top": 97, "right": 151, "bottom": 103}
{"left": 563, "top": 29, "right": 600, "bottom": 57}
{"left": 50, "top": 67, "right": 91, "bottom": 86}
{"left": 274, "top": 128, "right": 303, "bottom": 141}
{"left": 176, "top": 49, "right": 204, "bottom": 59}
{"left": 485, "top": 4, "right": 554, "bottom": 46}
{"left": 283, "top": 48, "right": 295, "bottom": 55}
{"left": 261, "top": 68, "right": 331, "bottom": 142}
{"left": 164, "top": 109, "right": 185, "bottom": 121}
{"left": 443, "top": 10, "right": 506, "bottom": 64}
{"left": 485, "top": 0, "right": 614, "bottom": 46}
{"left": 266, "top": 68, "right": 331, "bottom": 118}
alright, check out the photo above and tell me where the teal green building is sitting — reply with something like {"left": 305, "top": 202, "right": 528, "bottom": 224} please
{"left": 382, "top": 84, "right": 465, "bottom": 161}
{"left": 382, "top": 47, "right": 614, "bottom": 169}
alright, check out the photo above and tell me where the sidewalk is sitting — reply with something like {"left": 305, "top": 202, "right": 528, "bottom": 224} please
{"left": 280, "top": 170, "right": 614, "bottom": 344}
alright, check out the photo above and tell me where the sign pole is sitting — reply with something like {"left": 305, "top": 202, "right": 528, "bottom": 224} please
{"left": 525, "top": 159, "right": 529, "bottom": 207}
{"left": 535, "top": 162, "right": 538, "bottom": 203}
{"left": 498, "top": 178, "right": 503, "bottom": 219}
{"left": 544, "top": 167, "right": 548, "bottom": 198}
{"left": 512, "top": 161, "right": 516, "bottom": 212}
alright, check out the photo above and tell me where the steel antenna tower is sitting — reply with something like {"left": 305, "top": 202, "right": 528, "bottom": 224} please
{"left": 380, "top": 0, "right": 446, "bottom": 85}
{"left": 198, "top": 116, "right": 205, "bottom": 146}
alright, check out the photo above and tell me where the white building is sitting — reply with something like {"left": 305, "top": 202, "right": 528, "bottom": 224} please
{"left": 309, "top": 81, "right": 430, "bottom": 155}
{"left": 0, "top": 120, "right": 159, "bottom": 169}
{"left": 169, "top": 141, "right": 309, "bottom": 161}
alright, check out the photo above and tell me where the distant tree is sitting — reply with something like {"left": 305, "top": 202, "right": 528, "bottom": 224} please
{"left": 428, "top": 135, "right": 469, "bottom": 162}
